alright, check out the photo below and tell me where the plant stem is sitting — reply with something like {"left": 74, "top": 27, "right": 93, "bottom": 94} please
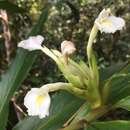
{"left": 87, "top": 24, "right": 98, "bottom": 62}
{"left": 61, "top": 105, "right": 109, "bottom": 130}
{"left": 60, "top": 119, "right": 86, "bottom": 130}
{"left": 40, "top": 46, "right": 60, "bottom": 64}
{"left": 86, "top": 24, "right": 102, "bottom": 108}
{"left": 85, "top": 105, "right": 109, "bottom": 122}
{"left": 41, "top": 82, "right": 71, "bottom": 92}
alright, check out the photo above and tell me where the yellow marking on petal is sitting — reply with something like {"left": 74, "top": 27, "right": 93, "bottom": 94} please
{"left": 100, "top": 18, "right": 112, "bottom": 26}
{"left": 35, "top": 95, "right": 44, "bottom": 106}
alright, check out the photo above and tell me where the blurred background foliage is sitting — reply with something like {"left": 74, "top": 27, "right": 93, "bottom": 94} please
{"left": 0, "top": 0, "right": 130, "bottom": 129}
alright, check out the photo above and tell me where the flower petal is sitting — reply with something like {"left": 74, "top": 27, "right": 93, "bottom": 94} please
{"left": 18, "top": 35, "right": 44, "bottom": 51}
{"left": 38, "top": 93, "right": 51, "bottom": 118}
{"left": 24, "top": 87, "right": 51, "bottom": 118}
{"left": 95, "top": 9, "right": 125, "bottom": 33}
{"left": 24, "top": 88, "right": 40, "bottom": 116}
{"left": 109, "top": 16, "right": 125, "bottom": 31}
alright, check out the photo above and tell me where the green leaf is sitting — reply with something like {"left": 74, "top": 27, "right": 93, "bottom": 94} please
{"left": 13, "top": 91, "right": 84, "bottom": 130}
{"left": 100, "top": 62, "right": 130, "bottom": 104}
{"left": 115, "top": 96, "right": 130, "bottom": 111}
{"left": 87, "top": 120, "right": 130, "bottom": 130}
{"left": 99, "top": 62, "right": 129, "bottom": 81}
{"left": 107, "top": 73, "right": 130, "bottom": 104}
{"left": 0, "top": 1, "right": 25, "bottom": 13}
{"left": 70, "top": 103, "right": 90, "bottom": 123}
{"left": 0, "top": 103, "right": 9, "bottom": 129}
{"left": 102, "top": 74, "right": 130, "bottom": 104}
{"left": 0, "top": 4, "right": 50, "bottom": 130}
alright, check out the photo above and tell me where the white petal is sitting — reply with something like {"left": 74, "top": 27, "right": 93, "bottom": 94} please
{"left": 108, "top": 16, "right": 125, "bottom": 31}
{"left": 95, "top": 9, "right": 125, "bottom": 33}
{"left": 29, "top": 35, "right": 44, "bottom": 46}
{"left": 24, "top": 87, "right": 51, "bottom": 118}
{"left": 96, "top": 19, "right": 117, "bottom": 33}
{"left": 18, "top": 35, "right": 44, "bottom": 51}
{"left": 38, "top": 93, "right": 51, "bottom": 118}
{"left": 24, "top": 88, "right": 38, "bottom": 108}
{"left": 97, "top": 8, "right": 110, "bottom": 20}
{"left": 24, "top": 88, "right": 40, "bottom": 116}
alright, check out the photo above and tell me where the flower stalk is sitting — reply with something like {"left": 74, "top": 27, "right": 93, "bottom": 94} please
{"left": 86, "top": 24, "right": 102, "bottom": 108}
{"left": 87, "top": 24, "right": 98, "bottom": 62}
{"left": 41, "top": 82, "right": 71, "bottom": 92}
{"left": 61, "top": 105, "right": 110, "bottom": 130}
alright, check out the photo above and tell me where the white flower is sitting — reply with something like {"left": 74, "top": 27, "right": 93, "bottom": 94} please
{"left": 24, "top": 87, "right": 51, "bottom": 119}
{"left": 95, "top": 9, "right": 125, "bottom": 33}
{"left": 18, "top": 35, "right": 44, "bottom": 51}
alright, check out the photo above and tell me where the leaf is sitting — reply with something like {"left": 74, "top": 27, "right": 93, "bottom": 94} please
{"left": 99, "top": 62, "right": 130, "bottom": 81}
{"left": 0, "top": 1, "right": 25, "bottom": 13}
{"left": 0, "top": 4, "right": 50, "bottom": 130}
{"left": 102, "top": 74, "right": 130, "bottom": 104}
{"left": 114, "top": 96, "right": 130, "bottom": 111}
{"left": 70, "top": 103, "right": 90, "bottom": 123}
{"left": 107, "top": 73, "right": 130, "bottom": 104}
{"left": 99, "top": 62, "right": 130, "bottom": 104}
{"left": 13, "top": 91, "right": 84, "bottom": 130}
{"left": 0, "top": 103, "right": 9, "bottom": 129}
{"left": 87, "top": 120, "right": 130, "bottom": 130}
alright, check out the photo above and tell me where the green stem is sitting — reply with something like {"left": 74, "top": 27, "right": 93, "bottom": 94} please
{"left": 87, "top": 24, "right": 98, "bottom": 62}
{"left": 67, "top": 86, "right": 89, "bottom": 99}
{"left": 40, "top": 46, "right": 59, "bottom": 64}
{"left": 41, "top": 82, "right": 88, "bottom": 99}
{"left": 60, "top": 119, "right": 86, "bottom": 130}
{"left": 61, "top": 105, "right": 109, "bottom": 130}
{"left": 85, "top": 105, "right": 109, "bottom": 122}
{"left": 41, "top": 82, "right": 71, "bottom": 92}
{"left": 86, "top": 24, "right": 102, "bottom": 108}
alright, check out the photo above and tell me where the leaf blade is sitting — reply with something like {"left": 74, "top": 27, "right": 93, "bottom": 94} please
{"left": 0, "top": 5, "right": 50, "bottom": 129}
{"left": 87, "top": 120, "right": 130, "bottom": 130}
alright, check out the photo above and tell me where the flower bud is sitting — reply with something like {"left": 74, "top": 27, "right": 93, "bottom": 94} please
{"left": 61, "top": 40, "right": 76, "bottom": 64}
